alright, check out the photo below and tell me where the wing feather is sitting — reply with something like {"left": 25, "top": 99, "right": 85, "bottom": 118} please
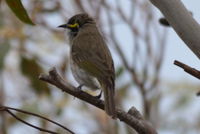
{"left": 71, "top": 29, "right": 114, "bottom": 81}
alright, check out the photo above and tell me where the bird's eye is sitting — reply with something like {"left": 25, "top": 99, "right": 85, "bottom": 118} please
{"left": 67, "top": 23, "right": 79, "bottom": 28}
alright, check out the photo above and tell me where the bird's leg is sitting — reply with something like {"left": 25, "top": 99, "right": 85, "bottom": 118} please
{"left": 76, "top": 84, "right": 84, "bottom": 90}
{"left": 95, "top": 90, "right": 102, "bottom": 99}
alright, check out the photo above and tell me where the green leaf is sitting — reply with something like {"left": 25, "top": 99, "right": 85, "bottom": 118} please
{"left": 5, "top": 0, "right": 35, "bottom": 25}
{"left": 21, "top": 56, "right": 50, "bottom": 95}
{"left": 0, "top": 43, "right": 10, "bottom": 70}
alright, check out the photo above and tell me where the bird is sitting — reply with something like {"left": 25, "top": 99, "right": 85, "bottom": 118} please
{"left": 58, "top": 13, "right": 116, "bottom": 118}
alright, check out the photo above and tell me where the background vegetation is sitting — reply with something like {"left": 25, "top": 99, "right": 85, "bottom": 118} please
{"left": 0, "top": 0, "right": 199, "bottom": 134}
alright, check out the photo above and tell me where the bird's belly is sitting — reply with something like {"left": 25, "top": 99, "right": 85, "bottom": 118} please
{"left": 70, "top": 59, "right": 100, "bottom": 90}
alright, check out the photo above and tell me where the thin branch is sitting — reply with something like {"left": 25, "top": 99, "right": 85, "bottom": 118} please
{"left": 174, "top": 60, "right": 200, "bottom": 96}
{"left": 174, "top": 60, "right": 200, "bottom": 79}
{"left": 150, "top": 0, "right": 200, "bottom": 59}
{"left": 39, "top": 67, "right": 157, "bottom": 134}
{"left": 6, "top": 109, "right": 59, "bottom": 134}
{"left": 0, "top": 106, "right": 74, "bottom": 134}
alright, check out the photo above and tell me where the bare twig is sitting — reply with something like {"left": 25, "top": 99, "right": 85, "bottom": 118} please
{"left": 6, "top": 110, "right": 59, "bottom": 134}
{"left": 174, "top": 60, "right": 200, "bottom": 79}
{"left": 174, "top": 60, "right": 200, "bottom": 96}
{"left": 0, "top": 106, "right": 75, "bottom": 134}
{"left": 39, "top": 67, "right": 157, "bottom": 134}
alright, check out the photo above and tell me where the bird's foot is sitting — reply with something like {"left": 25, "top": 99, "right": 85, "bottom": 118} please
{"left": 95, "top": 90, "right": 102, "bottom": 99}
{"left": 76, "top": 84, "right": 84, "bottom": 90}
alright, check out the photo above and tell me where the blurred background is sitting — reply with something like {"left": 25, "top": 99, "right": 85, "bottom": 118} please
{"left": 0, "top": 0, "right": 200, "bottom": 134}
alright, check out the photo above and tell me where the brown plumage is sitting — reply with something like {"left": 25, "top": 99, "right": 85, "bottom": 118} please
{"left": 58, "top": 13, "right": 116, "bottom": 118}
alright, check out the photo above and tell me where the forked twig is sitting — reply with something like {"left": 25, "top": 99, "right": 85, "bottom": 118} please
{"left": 0, "top": 105, "right": 74, "bottom": 134}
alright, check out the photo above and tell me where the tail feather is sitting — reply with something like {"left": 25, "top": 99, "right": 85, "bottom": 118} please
{"left": 102, "top": 83, "right": 116, "bottom": 119}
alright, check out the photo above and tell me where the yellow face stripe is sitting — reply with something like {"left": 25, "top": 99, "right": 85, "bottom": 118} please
{"left": 68, "top": 23, "right": 79, "bottom": 28}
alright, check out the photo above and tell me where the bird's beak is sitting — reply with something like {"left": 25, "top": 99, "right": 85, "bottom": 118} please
{"left": 57, "top": 24, "right": 68, "bottom": 28}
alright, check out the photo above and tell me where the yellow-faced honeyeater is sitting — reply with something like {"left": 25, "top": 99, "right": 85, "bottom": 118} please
{"left": 58, "top": 13, "right": 116, "bottom": 118}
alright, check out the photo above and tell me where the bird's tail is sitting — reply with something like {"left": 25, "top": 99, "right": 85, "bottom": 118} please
{"left": 101, "top": 82, "right": 116, "bottom": 119}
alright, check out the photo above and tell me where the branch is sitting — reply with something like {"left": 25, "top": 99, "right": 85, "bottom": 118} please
{"left": 174, "top": 60, "right": 200, "bottom": 96}
{"left": 174, "top": 60, "right": 200, "bottom": 79}
{"left": 39, "top": 67, "right": 157, "bottom": 134}
{"left": 150, "top": 0, "right": 200, "bottom": 59}
{"left": 0, "top": 106, "right": 74, "bottom": 134}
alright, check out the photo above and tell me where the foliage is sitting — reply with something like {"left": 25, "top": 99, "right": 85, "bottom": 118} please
{"left": 0, "top": 0, "right": 199, "bottom": 134}
{"left": 5, "top": 0, "right": 34, "bottom": 25}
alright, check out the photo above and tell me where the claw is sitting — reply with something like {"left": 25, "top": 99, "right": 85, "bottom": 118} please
{"left": 77, "top": 84, "right": 84, "bottom": 90}
{"left": 95, "top": 90, "right": 102, "bottom": 99}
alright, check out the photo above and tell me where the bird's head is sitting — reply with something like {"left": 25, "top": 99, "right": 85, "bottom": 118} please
{"left": 58, "top": 13, "right": 94, "bottom": 33}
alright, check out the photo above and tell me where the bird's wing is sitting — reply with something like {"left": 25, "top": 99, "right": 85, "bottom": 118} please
{"left": 71, "top": 29, "right": 116, "bottom": 117}
{"left": 71, "top": 31, "right": 115, "bottom": 82}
